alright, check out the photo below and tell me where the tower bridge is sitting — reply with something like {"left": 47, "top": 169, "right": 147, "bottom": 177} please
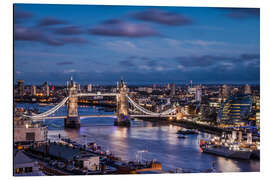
{"left": 22, "top": 78, "right": 188, "bottom": 128}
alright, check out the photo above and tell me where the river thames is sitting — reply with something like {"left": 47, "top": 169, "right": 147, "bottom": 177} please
{"left": 17, "top": 103, "right": 260, "bottom": 173}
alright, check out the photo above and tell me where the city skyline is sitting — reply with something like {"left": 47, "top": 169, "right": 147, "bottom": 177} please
{"left": 14, "top": 4, "right": 260, "bottom": 85}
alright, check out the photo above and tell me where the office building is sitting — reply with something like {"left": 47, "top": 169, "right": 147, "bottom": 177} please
{"left": 31, "top": 85, "right": 36, "bottom": 96}
{"left": 170, "top": 83, "right": 176, "bottom": 96}
{"left": 195, "top": 86, "right": 202, "bottom": 102}
{"left": 88, "top": 84, "right": 92, "bottom": 92}
{"left": 42, "top": 82, "right": 50, "bottom": 96}
{"left": 217, "top": 94, "right": 252, "bottom": 126}
{"left": 17, "top": 80, "right": 24, "bottom": 96}
{"left": 244, "top": 84, "right": 252, "bottom": 95}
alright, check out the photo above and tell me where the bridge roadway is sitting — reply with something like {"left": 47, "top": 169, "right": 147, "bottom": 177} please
{"left": 34, "top": 114, "right": 176, "bottom": 120}
{"left": 75, "top": 93, "right": 118, "bottom": 97}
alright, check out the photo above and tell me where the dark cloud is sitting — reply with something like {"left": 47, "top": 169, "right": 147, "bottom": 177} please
{"left": 14, "top": 9, "right": 33, "bottom": 24}
{"left": 175, "top": 53, "right": 260, "bottom": 70}
{"left": 132, "top": 9, "right": 193, "bottom": 26}
{"left": 119, "top": 60, "right": 135, "bottom": 67}
{"left": 59, "top": 37, "right": 88, "bottom": 44}
{"left": 240, "top": 54, "right": 260, "bottom": 60}
{"left": 175, "top": 55, "right": 221, "bottom": 67}
{"left": 89, "top": 19, "right": 158, "bottom": 37}
{"left": 56, "top": 61, "right": 74, "bottom": 66}
{"left": 39, "top": 17, "right": 67, "bottom": 26}
{"left": 14, "top": 25, "right": 88, "bottom": 46}
{"left": 222, "top": 8, "right": 259, "bottom": 19}
{"left": 14, "top": 25, "right": 45, "bottom": 42}
{"left": 53, "top": 26, "right": 85, "bottom": 35}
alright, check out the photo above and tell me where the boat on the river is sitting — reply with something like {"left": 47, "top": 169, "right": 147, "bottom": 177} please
{"left": 200, "top": 143, "right": 252, "bottom": 160}
{"left": 177, "top": 129, "right": 199, "bottom": 135}
{"left": 177, "top": 135, "right": 187, "bottom": 139}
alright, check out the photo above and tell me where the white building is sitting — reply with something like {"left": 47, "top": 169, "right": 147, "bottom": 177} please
{"left": 14, "top": 118, "right": 48, "bottom": 145}
{"left": 87, "top": 84, "right": 92, "bottom": 92}
{"left": 195, "top": 86, "right": 202, "bottom": 102}
{"left": 80, "top": 156, "right": 100, "bottom": 171}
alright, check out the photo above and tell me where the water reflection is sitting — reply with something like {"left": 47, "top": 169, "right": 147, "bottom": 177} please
{"left": 18, "top": 103, "right": 260, "bottom": 172}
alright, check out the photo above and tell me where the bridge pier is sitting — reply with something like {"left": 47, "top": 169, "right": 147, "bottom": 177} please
{"left": 114, "top": 79, "right": 130, "bottom": 127}
{"left": 65, "top": 77, "right": 80, "bottom": 129}
{"left": 64, "top": 116, "right": 80, "bottom": 128}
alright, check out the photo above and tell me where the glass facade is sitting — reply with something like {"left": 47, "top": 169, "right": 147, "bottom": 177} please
{"left": 218, "top": 94, "right": 252, "bottom": 126}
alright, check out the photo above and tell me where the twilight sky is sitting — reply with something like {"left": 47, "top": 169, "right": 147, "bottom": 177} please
{"left": 14, "top": 4, "right": 260, "bottom": 85}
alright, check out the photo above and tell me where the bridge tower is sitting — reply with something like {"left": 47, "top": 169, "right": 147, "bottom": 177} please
{"left": 114, "top": 79, "right": 131, "bottom": 127}
{"left": 64, "top": 77, "right": 80, "bottom": 128}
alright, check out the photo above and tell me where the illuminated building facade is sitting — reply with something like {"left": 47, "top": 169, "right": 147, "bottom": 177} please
{"left": 17, "top": 80, "right": 24, "bottom": 96}
{"left": 217, "top": 94, "right": 252, "bottom": 126}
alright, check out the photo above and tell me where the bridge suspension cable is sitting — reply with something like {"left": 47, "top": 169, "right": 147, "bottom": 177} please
{"left": 22, "top": 97, "right": 69, "bottom": 119}
{"left": 126, "top": 95, "right": 177, "bottom": 116}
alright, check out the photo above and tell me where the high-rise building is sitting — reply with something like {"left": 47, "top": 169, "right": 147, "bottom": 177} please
{"left": 244, "top": 84, "right": 252, "bottom": 95}
{"left": 170, "top": 83, "right": 176, "bottom": 96}
{"left": 87, "top": 84, "right": 92, "bottom": 92}
{"left": 153, "top": 84, "right": 156, "bottom": 90}
{"left": 231, "top": 88, "right": 239, "bottom": 95}
{"left": 195, "top": 86, "right": 202, "bottom": 102}
{"left": 17, "top": 80, "right": 24, "bottom": 96}
{"left": 31, "top": 85, "right": 36, "bottom": 96}
{"left": 219, "top": 84, "right": 230, "bottom": 100}
{"left": 43, "top": 82, "right": 50, "bottom": 96}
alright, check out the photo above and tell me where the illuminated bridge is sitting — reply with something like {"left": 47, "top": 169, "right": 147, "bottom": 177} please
{"left": 22, "top": 78, "right": 188, "bottom": 128}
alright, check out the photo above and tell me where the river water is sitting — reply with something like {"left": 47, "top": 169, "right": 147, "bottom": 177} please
{"left": 17, "top": 103, "right": 260, "bottom": 173}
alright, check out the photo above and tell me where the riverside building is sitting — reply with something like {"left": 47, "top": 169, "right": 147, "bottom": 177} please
{"left": 217, "top": 94, "right": 252, "bottom": 127}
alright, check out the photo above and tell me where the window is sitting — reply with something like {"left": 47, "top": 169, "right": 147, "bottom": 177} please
{"left": 26, "top": 132, "right": 35, "bottom": 141}
{"left": 24, "top": 167, "right": 33, "bottom": 173}
{"left": 15, "top": 168, "right": 24, "bottom": 174}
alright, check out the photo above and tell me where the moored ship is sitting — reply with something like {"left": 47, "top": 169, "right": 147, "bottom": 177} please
{"left": 199, "top": 130, "right": 259, "bottom": 160}
{"left": 200, "top": 143, "right": 252, "bottom": 160}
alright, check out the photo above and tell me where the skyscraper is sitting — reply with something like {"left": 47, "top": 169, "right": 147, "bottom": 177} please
{"left": 244, "top": 84, "right": 252, "bottom": 95}
{"left": 195, "top": 86, "right": 202, "bottom": 102}
{"left": 87, "top": 84, "right": 92, "bottom": 92}
{"left": 170, "top": 83, "right": 176, "bottom": 96}
{"left": 43, "top": 82, "right": 50, "bottom": 96}
{"left": 219, "top": 85, "right": 230, "bottom": 98}
{"left": 17, "top": 80, "right": 24, "bottom": 96}
{"left": 31, "top": 85, "right": 36, "bottom": 96}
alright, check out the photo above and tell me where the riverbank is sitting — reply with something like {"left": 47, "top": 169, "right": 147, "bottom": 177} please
{"left": 137, "top": 117, "right": 226, "bottom": 136}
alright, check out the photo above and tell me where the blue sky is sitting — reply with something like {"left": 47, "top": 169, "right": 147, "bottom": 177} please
{"left": 14, "top": 4, "right": 260, "bottom": 85}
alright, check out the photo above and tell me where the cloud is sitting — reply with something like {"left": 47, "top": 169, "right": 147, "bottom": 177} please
{"left": 174, "top": 53, "right": 260, "bottom": 71}
{"left": 59, "top": 37, "right": 88, "bottom": 44}
{"left": 53, "top": 26, "right": 85, "bottom": 35}
{"left": 119, "top": 60, "right": 135, "bottom": 67}
{"left": 14, "top": 25, "right": 45, "bottom": 42}
{"left": 132, "top": 9, "right": 192, "bottom": 26}
{"left": 14, "top": 25, "right": 88, "bottom": 46}
{"left": 175, "top": 55, "right": 220, "bottom": 67}
{"left": 89, "top": 19, "right": 158, "bottom": 37}
{"left": 14, "top": 9, "right": 33, "bottom": 23}
{"left": 222, "top": 8, "right": 260, "bottom": 19}
{"left": 39, "top": 17, "right": 67, "bottom": 26}
{"left": 240, "top": 53, "right": 259, "bottom": 60}
{"left": 63, "top": 69, "right": 77, "bottom": 74}
{"left": 56, "top": 61, "right": 74, "bottom": 66}
{"left": 186, "top": 40, "right": 227, "bottom": 47}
